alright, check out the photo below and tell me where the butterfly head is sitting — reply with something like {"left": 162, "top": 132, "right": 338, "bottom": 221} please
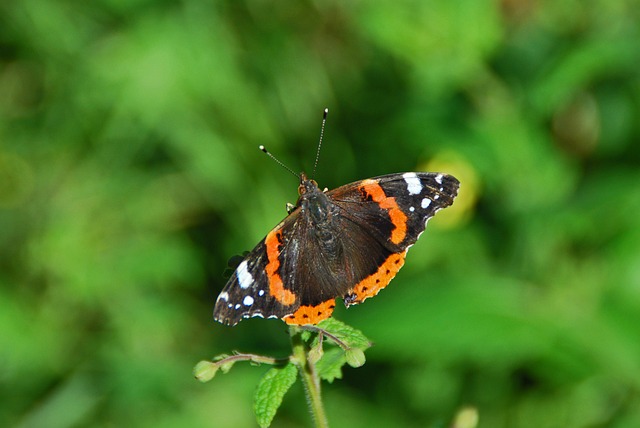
{"left": 297, "top": 172, "right": 319, "bottom": 196}
{"left": 296, "top": 172, "right": 336, "bottom": 226}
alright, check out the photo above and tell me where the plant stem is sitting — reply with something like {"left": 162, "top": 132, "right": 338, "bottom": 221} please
{"left": 300, "top": 325, "right": 350, "bottom": 350}
{"left": 215, "top": 353, "right": 290, "bottom": 367}
{"left": 290, "top": 326, "right": 329, "bottom": 428}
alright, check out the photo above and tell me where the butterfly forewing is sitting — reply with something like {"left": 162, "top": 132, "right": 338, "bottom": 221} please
{"left": 213, "top": 211, "right": 304, "bottom": 325}
{"left": 328, "top": 172, "right": 460, "bottom": 249}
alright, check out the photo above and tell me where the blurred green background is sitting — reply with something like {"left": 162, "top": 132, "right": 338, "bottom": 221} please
{"left": 2, "top": 0, "right": 640, "bottom": 427}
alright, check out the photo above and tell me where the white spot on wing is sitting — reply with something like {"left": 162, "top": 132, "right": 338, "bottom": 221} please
{"left": 403, "top": 172, "right": 422, "bottom": 195}
{"left": 243, "top": 295, "right": 254, "bottom": 306}
{"left": 234, "top": 304, "right": 241, "bottom": 310}
{"left": 258, "top": 290, "right": 265, "bottom": 296}
{"left": 236, "top": 260, "right": 254, "bottom": 289}
{"left": 421, "top": 198, "right": 431, "bottom": 209}
{"left": 217, "top": 291, "right": 229, "bottom": 302}
{"left": 409, "top": 206, "right": 415, "bottom": 212}
{"left": 435, "top": 174, "right": 443, "bottom": 185}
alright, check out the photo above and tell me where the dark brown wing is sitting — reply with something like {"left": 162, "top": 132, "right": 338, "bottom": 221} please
{"left": 325, "top": 172, "right": 460, "bottom": 305}
{"left": 213, "top": 203, "right": 348, "bottom": 326}
{"left": 213, "top": 209, "right": 306, "bottom": 326}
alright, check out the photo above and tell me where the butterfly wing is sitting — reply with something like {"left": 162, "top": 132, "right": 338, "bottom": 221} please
{"left": 213, "top": 210, "right": 306, "bottom": 326}
{"left": 276, "top": 202, "right": 394, "bottom": 325}
{"left": 326, "top": 172, "right": 460, "bottom": 305}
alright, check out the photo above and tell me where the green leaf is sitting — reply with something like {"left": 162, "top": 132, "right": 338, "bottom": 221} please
{"left": 300, "top": 328, "right": 314, "bottom": 343}
{"left": 318, "top": 318, "right": 372, "bottom": 350}
{"left": 315, "top": 347, "right": 347, "bottom": 383}
{"left": 311, "top": 319, "right": 372, "bottom": 381}
{"left": 254, "top": 363, "right": 298, "bottom": 428}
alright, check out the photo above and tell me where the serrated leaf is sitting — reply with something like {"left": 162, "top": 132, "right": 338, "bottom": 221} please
{"left": 317, "top": 318, "right": 372, "bottom": 350}
{"left": 315, "top": 347, "right": 346, "bottom": 383}
{"left": 254, "top": 363, "right": 298, "bottom": 428}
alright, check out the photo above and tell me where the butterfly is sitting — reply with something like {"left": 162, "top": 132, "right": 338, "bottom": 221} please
{"left": 214, "top": 110, "right": 459, "bottom": 326}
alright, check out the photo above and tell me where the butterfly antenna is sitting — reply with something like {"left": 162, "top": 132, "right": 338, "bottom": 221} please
{"left": 312, "top": 108, "right": 329, "bottom": 178}
{"left": 259, "top": 145, "right": 300, "bottom": 179}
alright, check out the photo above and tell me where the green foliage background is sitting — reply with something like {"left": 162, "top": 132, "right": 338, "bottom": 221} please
{"left": 2, "top": 1, "right": 640, "bottom": 427}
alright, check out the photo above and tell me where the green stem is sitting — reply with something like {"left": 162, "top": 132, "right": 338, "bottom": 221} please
{"left": 215, "top": 353, "right": 290, "bottom": 367}
{"left": 300, "top": 325, "right": 350, "bottom": 350}
{"left": 290, "top": 326, "right": 329, "bottom": 428}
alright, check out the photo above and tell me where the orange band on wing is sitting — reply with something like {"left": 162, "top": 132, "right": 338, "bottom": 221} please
{"left": 349, "top": 251, "right": 406, "bottom": 304}
{"left": 265, "top": 229, "right": 296, "bottom": 306}
{"left": 360, "top": 180, "right": 408, "bottom": 245}
{"left": 284, "top": 299, "right": 336, "bottom": 325}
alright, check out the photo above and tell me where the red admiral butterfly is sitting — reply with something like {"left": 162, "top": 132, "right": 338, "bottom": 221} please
{"left": 214, "top": 110, "right": 460, "bottom": 326}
